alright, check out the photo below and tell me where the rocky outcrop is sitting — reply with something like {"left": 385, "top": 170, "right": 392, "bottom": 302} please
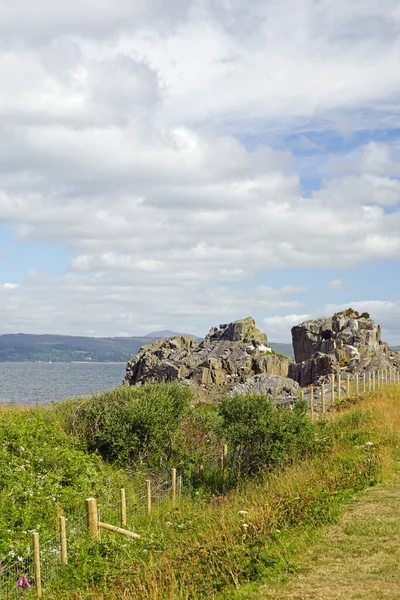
{"left": 289, "top": 309, "right": 400, "bottom": 386}
{"left": 125, "top": 317, "right": 292, "bottom": 399}
{"left": 231, "top": 374, "right": 300, "bottom": 403}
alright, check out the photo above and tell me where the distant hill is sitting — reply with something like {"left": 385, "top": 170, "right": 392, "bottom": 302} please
{"left": 0, "top": 333, "right": 295, "bottom": 362}
{"left": 0, "top": 334, "right": 152, "bottom": 363}
{"left": 391, "top": 345, "right": 400, "bottom": 352}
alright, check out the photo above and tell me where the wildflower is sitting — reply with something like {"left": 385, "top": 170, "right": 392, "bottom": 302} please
{"left": 238, "top": 510, "right": 248, "bottom": 516}
{"left": 17, "top": 576, "right": 31, "bottom": 589}
{"left": 166, "top": 521, "right": 172, "bottom": 527}
{"left": 365, "top": 441, "right": 374, "bottom": 447}
{"left": 19, "top": 446, "right": 25, "bottom": 452}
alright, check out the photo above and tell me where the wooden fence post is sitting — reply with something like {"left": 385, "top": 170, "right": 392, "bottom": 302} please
{"left": 146, "top": 480, "right": 151, "bottom": 516}
{"left": 368, "top": 371, "right": 371, "bottom": 392}
{"left": 337, "top": 374, "right": 341, "bottom": 401}
{"left": 86, "top": 498, "right": 99, "bottom": 539}
{"left": 33, "top": 532, "right": 42, "bottom": 598}
{"left": 321, "top": 384, "right": 325, "bottom": 414}
{"left": 300, "top": 390, "right": 304, "bottom": 401}
{"left": 355, "top": 374, "right": 359, "bottom": 396}
{"left": 120, "top": 488, "right": 127, "bottom": 528}
{"left": 346, "top": 374, "right": 350, "bottom": 398}
{"left": 60, "top": 516, "right": 67, "bottom": 565}
{"left": 331, "top": 374, "right": 335, "bottom": 404}
{"left": 363, "top": 373, "right": 366, "bottom": 393}
{"left": 222, "top": 444, "right": 228, "bottom": 480}
{"left": 171, "top": 468, "right": 177, "bottom": 505}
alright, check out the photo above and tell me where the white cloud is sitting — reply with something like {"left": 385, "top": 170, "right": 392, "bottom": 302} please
{"left": 119, "top": 0, "right": 400, "bottom": 130}
{"left": 0, "top": 0, "right": 400, "bottom": 338}
{"left": 263, "top": 314, "right": 312, "bottom": 342}
{"left": 0, "top": 0, "right": 191, "bottom": 45}
{"left": 2, "top": 283, "right": 20, "bottom": 290}
{"left": 327, "top": 142, "right": 400, "bottom": 177}
{"left": 327, "top": 279, "right": 344, "bottom": 291}
{"left": 0, "top": 272, "right": 306, "bottom": 336}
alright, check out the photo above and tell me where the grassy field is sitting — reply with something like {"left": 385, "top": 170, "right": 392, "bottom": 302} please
{"left": 0, "top": 384, "right": 399, "bottom": 599}
{"left": 254, "top": 474, "right": 400, "bottom": 600}
{"left": 218, "top": 388, "right": 400, "bottom": 600}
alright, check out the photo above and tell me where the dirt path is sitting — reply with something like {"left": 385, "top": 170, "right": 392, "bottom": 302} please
{"left": 256, "top": 475, "right": 400, "bottom": 600}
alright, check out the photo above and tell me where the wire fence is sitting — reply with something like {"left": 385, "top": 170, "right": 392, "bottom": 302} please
{"left": 1, "top": 368, "right": 399, "bottom": 597}
{"left": 0, "top": 472, "right": 183, "bottom": 598}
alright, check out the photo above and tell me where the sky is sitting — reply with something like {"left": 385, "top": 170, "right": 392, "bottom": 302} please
{"left": 0, "top": 0, "right": 400, "bottom": 344}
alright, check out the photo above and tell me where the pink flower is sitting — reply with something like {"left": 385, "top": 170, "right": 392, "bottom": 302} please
{"left": 17, "top": 576, "right": 31, "bottom": 589}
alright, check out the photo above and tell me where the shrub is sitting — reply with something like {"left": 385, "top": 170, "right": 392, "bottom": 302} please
{"left": 0, "top": 407, "right": 119, "bottom": 556}
{"left": 218, "top": 395, "right": 317, "bottom": 481}
{"left": 60, "top": 383, "right": 194, "bottom": 470}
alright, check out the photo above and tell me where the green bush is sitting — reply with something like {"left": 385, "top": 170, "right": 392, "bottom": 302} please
{"left": 218, "top": 395, "right": 317, "bottom": 481}
{"left": 0, "top": 407, "right": 121, "bottom": 556}
{"left": 60, "top": 383, "right": 194, "bottom": 470}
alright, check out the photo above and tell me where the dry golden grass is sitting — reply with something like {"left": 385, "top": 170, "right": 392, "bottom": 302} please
{"left": 256, "top": 476, "right": 400, "bottom": 600}
{"left": 248, "top": 385, "right": 400, "bottom": 600}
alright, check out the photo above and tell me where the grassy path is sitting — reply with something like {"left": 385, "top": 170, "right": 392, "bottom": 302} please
{"left": 254, "top": 471, "right": 400, "bottom": 600}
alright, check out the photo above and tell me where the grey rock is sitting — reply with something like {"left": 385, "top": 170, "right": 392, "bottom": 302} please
{"left": 289, "top": 308, "right": 400, "bottom": 386}
{"left": 230, "top": 374, "right": 300, "bottom": 402}
{"left": 125, "top": 317, "right": 292, "bottom": 399}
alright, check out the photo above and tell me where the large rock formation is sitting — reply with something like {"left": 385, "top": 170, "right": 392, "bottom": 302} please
{"left": 125, "top": 317, "right": 292, "bottom": 399}
{"left": 289, "top": 308, "right": 400, "bottom": 386}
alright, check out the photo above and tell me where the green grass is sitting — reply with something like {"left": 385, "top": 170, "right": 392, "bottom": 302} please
{"left": 0, "top": 385, "right": 400, "bottom": 598}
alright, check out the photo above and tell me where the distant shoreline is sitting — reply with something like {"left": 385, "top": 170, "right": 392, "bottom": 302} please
{"left": 0, "top": 360, "right": 127, "bottom": 364}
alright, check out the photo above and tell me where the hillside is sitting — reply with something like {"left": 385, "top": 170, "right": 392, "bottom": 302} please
{"left": 0, "top": 333, "right": 151, "bottom": 362}
{"left": 0, "top": 332, "right": 294, "bottom": 362}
